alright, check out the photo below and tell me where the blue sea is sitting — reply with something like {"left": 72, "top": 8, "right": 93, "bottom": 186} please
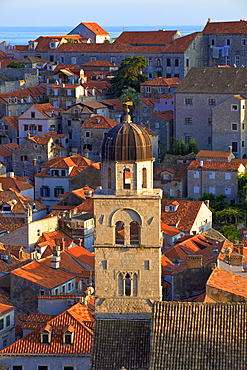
{"left": 0, "top": 25, "right": 203, "bottom": 46}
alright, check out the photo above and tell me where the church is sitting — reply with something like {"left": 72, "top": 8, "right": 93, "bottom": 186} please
{"left": 90, "top": 108, "right": 247, "bottom": 370}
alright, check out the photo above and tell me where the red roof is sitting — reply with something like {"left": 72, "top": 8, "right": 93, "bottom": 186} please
{"left": 82, "top": 115, "right": 119, "bottom": 129}
{"left": 203, "top": 20, "right": 247, "bottom": 34}
{"left": 114, "top": 30, "right": 180, "bottom": 45}
{"left": 207, "top": 268, "right": 247, "bottom": 299}
{"left": 188, "top": 160, "right": 243, "bottom": 170}
{"left": 82, "top": 22, "right": 109, "bottom": 36}
{"left": 141, "top": 77, "right": 181, "bottom": 87}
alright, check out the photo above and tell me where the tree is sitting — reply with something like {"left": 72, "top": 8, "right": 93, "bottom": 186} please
{"left": 179, "top": 139, "right": 187, "bottom": 155}
{"left": 120, "top": 87, "right": 140, "bottom": 119}
{"left": 109, "top": 56, "right": 148, "bottom": 97}
{"left": 219, "top": 225, "right": 240, "bottom": 242}
{"left": 188, "top": 138, "right": 199, "bottom": 154}
{"left": 7, "top": 61, "right": 25, "bottom": 68}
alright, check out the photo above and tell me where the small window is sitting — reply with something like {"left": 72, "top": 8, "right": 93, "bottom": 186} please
{"left": 225, "top": 173, "right": 231, "bottom": 180}
{"left": 208, "top": 137, "right": 212, "bottom": 145}
{"left": 71, "top": 56, "right": 76, "bottom": 64}
{"left": 155, "top": 122, "right": 159, "bottom": 129}
{"left": 61, "top": 170, "right": 66, "bottom": 176}
{"left": 209, "top": 172, "right": 215, "bottom": 179}
{"left": 68, "top": 120, "right": 71, "bottom": 126}
{"left": 102, "top": 260, "right": 107, "bottom": 270}
{"left": 85, "top": 131, "right": 91, "bottom": 138}
{"left": 38, "top": 366, "right": 48, "bottom": 370}
{"left": 64, "top": 367, "right": 74, "bottom": 370}
{"left": 174, "top": 58, "right": 179, "bottom": 67}
{"left": 38, "top": 125, "right": 42, "bottom": 132}
{"left": 211, "top": 39, "right": 215, "bottom": 46}
{"left": 54, "top": 187, "right": 64, "bottom": 197}
{"left": 40, "top": 290, "right": 45, "bottom": 296}
{"left": 209, "top": 187, "right": 216, "bottom": 194}
{"left": 62, "top": 285, "right": 66, "bottom": 293}
{"left": 185, "top": 117, "right": 192, "bottom": 125}
{"left": 55, "top": 288, "right": 59, "bottom": 295}
{"left": 185, "top": 98, "right": 193, "bottom": 105}
{"left": 226, "top": 56, "right": 231, "bottom": 65}
{"left": 31, "top": 112, "right": 35, "bottom": 118}
{"left": 67, "top": 89, "right": 72, "bottom": 96}
{"left": 90, "top": 56, "right": 96, "bottom": 61}
{"left": 158, "top": 87, "right": 163, "bottom": 93}
{"left": 21, "top": 155, "right": 28, "bottom": 161}
{"left": 242, "top": 38, "right": 246, "bottom": 46}
{"left": 208, "top": 118, "right": 212, "bottom": 125}
{"left": 6, "top": 315, "right": 10, "bottom": 327}
{"left": 232, "top": 141, "right": 238, "bottom": 152}
{"left": 208, "top": 99, "right": 216, "bottom": 106}
{"left": 24, "top": 124, "right": 28, "bottom": 131}
{"left": 235, "top": 55, "right": 240, "bottom": 66}
{"left": 144, "top": 260, "right": 150, "bottom": 270}
{"left": 185, "top": 136, "right": 191, "bottom": 144}
{"left": 68, "top": 282, "right": 72, "bottom": 290}
{"left": 0, "top": 318, "right": 4, "bottom": 330}
{"left": 166, "top": 58, "right": 171, "bottom": 66}
{"left": 146, "top": 86, "right": 151, "bottom": 93}
{"left": 232, "top": 123, "right": 238, "bottom": 131}
{"left": 13, "top": 367, "right": 23, "bottom": 370}
{"left": 226, "top": 39, "right": 231, "bottom": 46}
{"left": 186, "top": 58, "right": 189, "bottom": 67}
{"left": 231, "top": 105, "right": 238, "bottom": 111}
{"left": 242, "top": 140, "right": 245, "bottom": 148}
{"left": 194, "top": 171, "right": 199, "bottom": 178}
{"left": 194, "top": 186, "right": 200, "bottom": 194}
{"left": 225, "top": 187, "right": 231, "bottom": 195}
{"left": 51, "top": 169, "right": 59, "bottom": 177}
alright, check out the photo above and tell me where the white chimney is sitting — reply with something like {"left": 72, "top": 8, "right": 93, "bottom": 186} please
{"left": 200, "top": 161, "right": 203, "bottom": 167}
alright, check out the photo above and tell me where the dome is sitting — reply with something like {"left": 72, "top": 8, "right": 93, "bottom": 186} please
{"left": 101, "top": 121, "right": 153, "bottom": 162}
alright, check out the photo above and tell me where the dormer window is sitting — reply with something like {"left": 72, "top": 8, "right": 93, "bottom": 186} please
{"left": 41, "top": 324, "right": 52, "bottom": 344}
{"left": 63, "top": 326, "right": 75, "bottom": 345}
{"left": 50, "top": 42, "right": 55, "bottom": 49}
{"left": 2, "top": 204, "right": 11, "bottom": 212}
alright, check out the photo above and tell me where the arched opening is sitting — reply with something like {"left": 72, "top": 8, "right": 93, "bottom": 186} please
{"left": 243, "top": 154, "right": 247, "bottom": 159}
{"left": 125, "top": 273, "right": 131, "bottom": 296}
{"left": 156, "top": 58, "right": 161, "bottom": 67}
{"left": 130, "top": 221, "right": 139, "bottom": 245}
{"left": 115, "top": 221, "right": 124, "bottom": 245}
{"left": 142, "top": 167, "right": 147, "bottom": 188}
{"left": 123, "top": 168, "right": 131, "bottom": 189}
{"left": 118, "top": 273, "right": 124, "bottom": 296}
{"left": 133, "top": 273, "right": 138, "bottom": 297}
{"left": 108, "top": 167, "right": 112, "bottom": 188}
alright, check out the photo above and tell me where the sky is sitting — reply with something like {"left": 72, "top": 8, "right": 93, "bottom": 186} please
{"left": 1, "top": 0, "right": 247, "bottom": 27}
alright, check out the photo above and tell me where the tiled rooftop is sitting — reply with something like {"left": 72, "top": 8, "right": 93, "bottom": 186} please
{"left": 207, "top": 268, "right": 247, "bottom": 299}
{"left": 141, "top": 77, "right": 181, "bottom": 86}
{"left": 82, "top": 115, "right": 119, "bottom": 129}
{"left": 203, "top": 20, "right": 247, "bottom": 34}
{"left": 188, "top": 160, "right": 243, "bottom": 170}
{"left": 114, "top": 30, "right": 180, "bottom": 45}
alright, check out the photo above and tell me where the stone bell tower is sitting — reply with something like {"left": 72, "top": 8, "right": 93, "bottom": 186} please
{"left": 93, "top": 106, "right": 162, "bottom": 318}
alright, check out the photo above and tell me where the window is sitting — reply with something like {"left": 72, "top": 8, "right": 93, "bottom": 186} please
{"left": 68, "top": 120, "right": 71, "bottom": 126}
{"left": 54, "top": 187, "right": 64, "bottom": 197}
{"left": 174, "top": 58, "right": 179, "bottom": 67}
{"left": 13, "top": 367, "right": 23, "bottom": 370}
{"left": 38, "top": 125, "right": 42, "bottom": 132}
{"left": 208, "top": 118, "right": 212, "bottom": 125}
{"left": 31, "top": 112, "right": 35, "bottom": 118}
{"left": 185, "top": 117, "right": 192, "bottom": 125}
{"left": 231, "top": 104, "right": 238, "bottom": 111}
{"left": 6, "top": 315, "right": 10, "bottom": 327}
{"left": 54, "top": 89, "right": 58, "bottom": 96}
{"left": 156, "top": 58, "right": 161, "bottom": 66}
{"left": 64, "top": 367, "right": 74, "bottom": 370}
{"left": 146, "top": 86, "right": 151, "bottom": 93}
{"left": 62, "top": 285, "right": 65, "bottom": 293}
{"left": 226, "top": 56, "right": 231, "bottom": 65}
{"left": 226, "top": 39, "right": 231, "bottom": 46}
{"left": 225, "top": 187, "right": 231, "bottom": 195}
{"left": 242, "top": 140, "right": 245, "bottom": 148}
{"left": 147, "top": 57, "right": 152, "bottom": 66}
{"left": 67, "top": 89, "right": 72, "bottom": 96}
{"left": 118, "top": 272, "right": 137, "bottom": 297}
{"left": 185, "top": 98, "right": 193, "bottom": 105}
{"left": 225, "top": 173, "right": 231, "bottom": 180}
{"left": 60, "top": 56, "right": 64, "bottom": 63}
{"left": 194, "top": 171, "right": 199, "bottom": 178}
{"left": 232, "top": 141, "right": 238, "bottom": 152}
{"left": 194, "top": 186, "right": 199, "bottom": 194}
{"left": 235, "top": 55, "right": 240, "bottom": 66}
{"left": 21, "top": 155, "right": 28, "bottom": 161}
{"left": 0, "top": 318, "right": 3, "bottom": 330}
{"left": 166, "top": 73, "right": 171, "bottom": 78}
{"left": 158, "top": 87, "right": 163, "bottom": 93}
{"left": 186, "top": 58, "right": 189, "bottom": 67}
{"left": 211, "top": 39, "right": 215, "bottom": 46}
{"left": 232, "top": 123, "right": 238, "bottom": 131}
{"left": 208, "top": 99, "right": 216, "bottom": 106}
{"left": 64, "top": 331, "right": 74, "bottom": 345}
{"left": 185, "top": 136, "right": 191, "bottom": 144}
{"left": 102, "top": 260, "right": 107, "bottom": 270}
{"left": 170, "top": 188, "right": 175, "bottom": 197}
{"left": 55, "top": 288, "right": 59, "bottom": 295}
{"left": 209, "top": 187, "right": 215, "bottom": 194}
{"left": 50, "top": 55, "right": 54, "bottom": 62}
{"left": 123, "top": 168, "right": 131, "bottom": 189}
{"left": 242, "top": 38, "right": 246, "bottom": 46}
{"left": 85, "top": 131, "right": 91, "bottom": 138}
{"left": 142, "top": 168, "right": 147, "bottom": 188}
{"left": 209, "top": 172, "right": 215, "bottom": 179}
{"left": 51, "top": 169, "right": 59, "bottom": 177}
{"left": 166, "top": 58, "right": 171, "bottom": 66}
{"left": 71, "top": 56, "right": 76, "bottom": 64}
{"left": 130, "top": 221, "right": 139, "bottom": 245}
{"left": 90, "top": 56, "right": 96, "bottom": 61}
{"left": 61, "top": 170, "right": 66, "bottom": 176}
{"left": 24, "top": 124, "right": 28, "bottom": 131}
{"left": 40, "top": 290, "right": 45, "bottom": 296}
{"left": 144, "top": 260, "right": 150, "bottom": 270}
{"left": 38, "top": 366, "right": 48, "bottom": 370}
{"left": 208, "top": 137, "right": 212, "bottom": 145}
{"left": 37, "top": 155, "right": 42, "bottom": 161}
{"left": 155, "top": 122, "right": 159, "bottom": 129}
{"left": 40, "top": 186, "right": 50, "bottom": 197}
{"left": 68, "top": 282, "right": 72, "bottom": 291}
{"left": 115, "top": 221, "right": 124, "bottom": 245}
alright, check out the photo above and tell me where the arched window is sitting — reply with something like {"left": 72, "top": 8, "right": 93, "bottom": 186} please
{"left": 118, "top": 273, "right": 124, "bottom": 296}
{"left": 123, "top": 168, "right": 131, "bottom": 189}
{"left": 133, "top": 273, "right": 138, "bottom": 297}
{"left": 115, "top": 221, "right": 124, "bottom": 245}
{"left": 125, "top": 273, "right": 131, "bottom": 296}
{"left": 130, "top": 221, "right": 139, "bottom": 245}
{"left": 108, "top": 167, "right": 112, "bottom": 188}
{"left": 142, "top": 167, "right": 147, "bottom": 188}
{"left": 118, "top": 272, "right": 138, "bottom": 297}
{"left": 156, "top": 58, "right": 161, "bottom": 67}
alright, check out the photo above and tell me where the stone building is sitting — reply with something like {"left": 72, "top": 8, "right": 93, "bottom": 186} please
{"left": 0, "top": 115, "right": 19, "bottom": 145}
{"left": 174, "top": 67, "right": 247, "bottom": 156}
{"left": 140, "top": 76, "right": 181, "bottom": 98}
{"left": 68, "top": 22, "right": 110, "bottom": 43}
{"left": 93, "top": 108, "right": 162, "bottom": 319}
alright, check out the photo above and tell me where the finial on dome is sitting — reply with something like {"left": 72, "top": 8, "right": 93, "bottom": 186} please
{"left": 123, "top": 100, "right": 132, "bottom": 124}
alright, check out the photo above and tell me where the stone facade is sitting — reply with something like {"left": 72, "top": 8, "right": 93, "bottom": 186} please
{"left": 0, "top": 356, "right": 90, "bottom": 370}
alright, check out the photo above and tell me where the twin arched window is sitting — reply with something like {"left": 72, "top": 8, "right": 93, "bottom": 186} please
{"left": 115, "top": 221, "right": 139, "bottom": 245}
{"left": 118, "top": 272, "right": 138, "bottom": 296}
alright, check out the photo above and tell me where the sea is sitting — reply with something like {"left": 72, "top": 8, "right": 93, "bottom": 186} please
{"left": 0, "top": 25, "right": 203, "bottom": 46}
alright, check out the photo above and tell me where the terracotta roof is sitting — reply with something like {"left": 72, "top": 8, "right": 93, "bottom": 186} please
{"left": 0, "top": 143, "right": 18, "bottom": 158}
{"left": 81, "top": 22, "right": 109, "bottom": 36}
{"left": 161, "top": 199, "right": 205, "bottom": 233}
{"left": 75, "top": 198, "right": 94, "bottom": 213}
{"left": 99, "top": 99, "right": 123, "bottom": 111}
{"left": 82, "top": 60, "right": 114, "bottom": 67}
{"left": 0, "top": 85, "right": 46, "bottom": 103}
{"left": 161, "top": 254, "right": 175, "bottom": 276}
{"left": 151, "top": 301, "right": 247, "bottom": 369}
{"left": 196, "top": 150, "right": 232, "bottom": 158}
{"left": 28, "top": 35, "right": 85, "bottom": 51}
{"left": 82, "top": 115, "right": 119, "bottom": 129}
{"left": 141, "top": 77, "right": 181, "bottom": 86}
{"left": 114, "top": 30, "right": 180, "bottom": 45}
{"left": 161, "top": 221, "right": 181, "bottom": 236}
{"left": 0, "top": 303, "right": 14, "bottom": 315}
{"left": 140, "top": 97, "right": 157, "bottom": 109}
{"left": 0, "top": 302, "right": 94, "bottom": 355}
{"left": 65, "top": 245, "right": 94, "bottom": 269}
{"left": 188, "top": 160, "right": 243, "bottom": 170}
{"left": 163, "top": 32, "right": 200, "bottom": 52}
{"left": 207, "top": 267, "right": 247, "bottom": 299}
{"left": 0, "top": 175, "right": 33, "bottom": 192}
{"left": 1, "top": 115, "right": 19, "bottom": 130}
{"left": 91, "top": 319, "right": 150, "bottom": 370}
{"left": 0, "top": 215, "right": 24, "bottom": 233}
{"left": 151, "top": 110, "right": 173, "bottom": 120}
{"left": 0, "top": 189, "right": 45, "bottom": 214}
{"left": 203, "top": 20, "right": 247, "bottom": 34}
{"left": 26, "top": 103, "right": 63, "bottom": 118}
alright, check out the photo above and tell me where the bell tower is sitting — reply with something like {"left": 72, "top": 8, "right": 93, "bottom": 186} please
{"left": 93, "top": 107, "right": 162, "bottom": 318}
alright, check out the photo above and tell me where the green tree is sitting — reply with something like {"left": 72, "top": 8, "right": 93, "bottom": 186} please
{"left": 188, "top": 138, "right": 199, "bottom": 154}
{"left": 219, "top": 224, "right": 240, "bottom": 242}
{"left": 109, "top": 56, "right": 148, "bottom": 97}
{"left": 7, "top": 61, "right": 25, "bottom": 68}
{"left": 169, "top": 137, "right": 180, "bottom": 155}
{"left": 120, "top": 87, "right": 140, "bottom": 119}
{"left": 237, "top": 172, "right": 247, "bottom": 201}
{"left": 179, "top": 139, "right": 187, "bottom": 155}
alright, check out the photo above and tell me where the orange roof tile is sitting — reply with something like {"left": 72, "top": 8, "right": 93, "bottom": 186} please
{"left": 188, "top": 160, "right": 243, "bottom": 170}
{"left": 114, "top": 30, "right": 180, "bottom": 45}
{"left": 141, "top": 77, "right": 181, "bottom": 86}
{"left": 82, "top": 60, "right": 115, "bottom": 67}
{"left": 65, "top": 245, "right": 94, "bottom": 269}
{"left": 81, "top": 22, "right": 109, "bottom": 35}
{"left": 161, "top": 221, "right": 181, "bottom": 236}
{"left": 161, "top": 254, "right": 175, "bottom": 276}
{"left": 82, "top": 115, "right": 119, "bottom": 129}
{"left": 196, "top": 150, "right": 232, "bottom": 158}
{"left": 1, "top": 115, "right": 20, "bottom": 130}
{"left": 151, "top": 111, "right": 173, "bottom": 120}
{"left": 163, "top": 32, "right": 200, "bottom": 52}
{"left": 203, "top": 20, "right": 247, "bottom": 34}
{"left": 0, "top": 302, "right": 94, "bottom": 355}
{"left": 207, "top": 268, "right": 247, "bottom": 299}
{"left": 0, "top": 303, "right": 14, "bottom": 315}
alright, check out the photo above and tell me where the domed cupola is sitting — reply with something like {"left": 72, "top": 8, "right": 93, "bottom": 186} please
{"left": 102, "top": 114, "right": 152, "bottom": 162}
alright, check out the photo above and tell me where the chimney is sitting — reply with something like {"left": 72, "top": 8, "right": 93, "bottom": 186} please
{"left": 230, "top": 255, "right": 243, "bottom": 266}
{"left": 187, "top": 255, "right": 203, "bottom": 269}
{"left": 51, "top": 245, "right": 61, "bottom": 269}
{"left": 33, "top": 158, "right": 37, "bottom": 167}
{"left": 25, "top": 204, "right": 32, "bottom": 223}
{"left": 78, "top": 238, "right": 82, "bottom": 247}
{"left": 204, "top": 200, "right": 210, "bottom": 208}
{"left": 208, "top": 18, "right": 211, "bottom": 23}
{"left": 199, "top": 160, "right": 203, "bottom": 167}
{"left": 229, "top": 146, "right": 232, "bottom": 153}
{"left": 27, "top": 132, "right": 31, "bottom": 139}
{"left": 61, "top": 238, "right": 65, "bottom": 251}
{"left": 7, "top": 172, "right": 15, "bottom": 178}
{"left": 233, "top": 241, "right": 244, "bottom": 255}
{"left": 84, "top": 148, "right": 89, "bottom": 158}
